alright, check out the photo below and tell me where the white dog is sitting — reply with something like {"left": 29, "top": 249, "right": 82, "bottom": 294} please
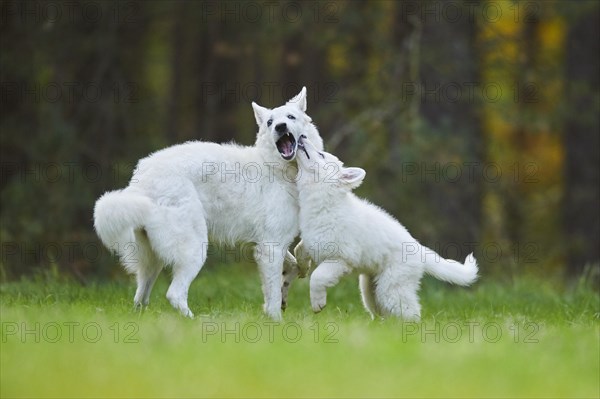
{"left": 94, "top": 88, "right": 323, "bottom": 319}
{"left": 294, "top": 137, "right": 478, "bottom": 321}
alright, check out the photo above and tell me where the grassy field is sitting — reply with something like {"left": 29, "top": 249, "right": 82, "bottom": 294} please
{"left": 1, "top": 263, "right": 598, "bottom": 398}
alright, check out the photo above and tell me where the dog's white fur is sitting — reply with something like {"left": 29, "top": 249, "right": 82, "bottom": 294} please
{"left": 94, "top": 88, "right": 323, "bottom": 319}
{"left": 294, "top": 138, "right": 478, "bottom": 321}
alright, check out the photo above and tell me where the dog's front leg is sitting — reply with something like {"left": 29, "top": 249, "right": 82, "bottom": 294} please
{"left": 281, "top": 251, "right": 300, "bottom": 311}
{"left": 310, "top": 259, "right": 352, "bottom": 313}
{"left": 254, "top": 243, "right": 285, "bottom": 321}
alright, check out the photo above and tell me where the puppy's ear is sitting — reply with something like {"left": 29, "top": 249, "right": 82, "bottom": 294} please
{"left": 339, "top": 167, "right": 366, "bottom": 189}
{"left": 286, "top": 86, "right": 307, "bottom": 112}
{"left": 252, "top": 102, "right": 269, "bottom": 126}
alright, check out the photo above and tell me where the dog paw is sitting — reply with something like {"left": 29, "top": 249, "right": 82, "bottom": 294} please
{"left": 312, "top": 303, "right": 326, "bottom": 313}
{"left": 297, "top": 259, "right": 312, "bottom": 278}
{"left": 294, "top": 256, "right": 311, "bottom": 278}
{"left": 180, "top": 308, "right": 194, "bottom": 318}
{"left": 263, "top": 304, "right": 283, "bottom": 321}
{"left": 311, "top": 296, "right": 327, "bottom": 313}
{"left": 293, "top": 242, "right": 312, "bottom": 278}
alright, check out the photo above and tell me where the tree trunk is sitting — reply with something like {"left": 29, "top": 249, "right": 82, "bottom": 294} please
{"left": 563, "top": 8, "right": 600, "bottom": 276}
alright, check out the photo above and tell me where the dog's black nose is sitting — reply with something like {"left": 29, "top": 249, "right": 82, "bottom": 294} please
{"left": 275, "top": 123, "right": 287, "bottom": 133}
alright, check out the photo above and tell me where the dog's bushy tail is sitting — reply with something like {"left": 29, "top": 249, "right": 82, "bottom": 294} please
{"left": 423, "top": 251, "right": 478, "bottom": 286}
{"left": 94, "top": 190, "right": 153, "bottom": 270}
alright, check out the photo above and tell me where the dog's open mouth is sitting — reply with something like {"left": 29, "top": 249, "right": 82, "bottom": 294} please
{"left": 276, "top": 132, "right": 297, "bottom": 160}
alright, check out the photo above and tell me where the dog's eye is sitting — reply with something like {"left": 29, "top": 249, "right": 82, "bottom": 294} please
{"left": 267, "top": 119, "right": 273, "bottom": 127}
{"left": 319, "top": 152, "right": 325, "bottom": 159}
{"left": 287, "top": 115, "right": 295, "bottom": 120}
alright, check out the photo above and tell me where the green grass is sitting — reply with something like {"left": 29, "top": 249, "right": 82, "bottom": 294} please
{"left": 1, "top": 264, "right": 598, "bottom": 398}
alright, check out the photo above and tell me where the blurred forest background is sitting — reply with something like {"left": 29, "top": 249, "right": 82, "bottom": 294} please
{"left": 0, "top": 0, "right": 598, "bottom": 283}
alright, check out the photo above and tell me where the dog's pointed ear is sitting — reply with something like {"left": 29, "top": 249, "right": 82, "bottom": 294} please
{"left": 286, "top": 86, "right": 307, "bottom": 112}
{"left": 252, "top": 102, "right": 269, "bottom": 126}
{"left": 339, "top": 167, "right": 366, "bottom": 189}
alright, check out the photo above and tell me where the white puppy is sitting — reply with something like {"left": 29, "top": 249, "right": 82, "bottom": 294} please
{"left": 294, "top": 137, "right": 478, "bottom": 321}
{"left": 94, "top": 88, "right": 323, "bottom": 319}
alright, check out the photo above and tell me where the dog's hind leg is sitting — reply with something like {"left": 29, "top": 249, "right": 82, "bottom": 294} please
{"left": 374, "top": 266, "right": 422, "bottom": 321}
{"left": 166, "top": 245, "right": 206, "bottom": 318}
{"left": 132, "top": 229, "right": 164, "bottom": 308}
{"left": 144, "top": 185, "right": 208, "bottom": 318}
{"left": 163, "top": 215, "right": 208, "bottom": 318}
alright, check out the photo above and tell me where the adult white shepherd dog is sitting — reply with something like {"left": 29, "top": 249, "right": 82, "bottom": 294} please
{"left": 94, "top": 87, "right": 323, "bottom": 319}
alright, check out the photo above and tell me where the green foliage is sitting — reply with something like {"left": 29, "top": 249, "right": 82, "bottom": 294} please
{"left": 0, "top": 1, "right": 598, "bottom": 279}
